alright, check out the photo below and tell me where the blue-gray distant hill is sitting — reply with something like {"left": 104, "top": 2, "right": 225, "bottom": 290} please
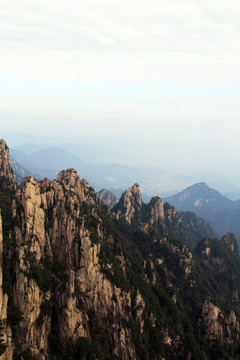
{"left": 9, "top": 155, "right": 41, "bottom": 184}
{"left": 10, "top": 147, "right": 163, "bottom": 195}
{"left": 164, "top": 182, "right": 240, "bottom": 241}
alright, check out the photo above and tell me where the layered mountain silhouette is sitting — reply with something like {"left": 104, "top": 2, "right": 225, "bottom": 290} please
{"left": 11, "top": 147, "right": 164, "bottom": 194}
{"left": 164, "top": 182, "right": 240, "bottom": 242}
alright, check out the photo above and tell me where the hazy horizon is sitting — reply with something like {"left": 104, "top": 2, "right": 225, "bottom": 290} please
{"left": 2, "top": 131, "right": 240, "bottom": 200}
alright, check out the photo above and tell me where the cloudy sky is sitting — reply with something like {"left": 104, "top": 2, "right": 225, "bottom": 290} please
{"left": 0, "top": 0, "right": 240, "bottom": 176}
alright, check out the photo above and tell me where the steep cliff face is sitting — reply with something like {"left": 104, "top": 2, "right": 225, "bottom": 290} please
{"left": 1, "top": 141, "right": 240, "bottom": 359}
{"left": 147, "top": 196, "right": 164, "bottom": 224}
{"left": 199, "top": 300, "right": 239, "bottom": 348}
{"left": 0, "top": 212, "right": 14, "bottom": 360}
{"left": 113, "top": 184, "right": 142, "bottom": 225}
{"left": 0, "top": 140, "right": 14, "bottom": 182}
{"left": 9, "top": 171, "right": 141, "bottom": 359}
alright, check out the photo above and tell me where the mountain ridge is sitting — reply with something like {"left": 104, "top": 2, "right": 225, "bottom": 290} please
{"left": 164, "top": 182, "right": 240, "bottom": 242}
{"left": 1, "top": 139, "right": 240, "bottom": 359}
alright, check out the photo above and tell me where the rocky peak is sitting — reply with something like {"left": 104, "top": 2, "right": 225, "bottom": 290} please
{"left": 0, "top": 139, "right": 14, "bottom": 181}
{"left": 56, "top": 168, "right": 96, "bottom": 203}
{"left": 193, "top": 182, "right": 208, "bottom": 189}
{"left": 113, "top": 183, "right": 142, "bottom": 225}
{"left": 147, "top": 196, "right": 165, "bottom": 224}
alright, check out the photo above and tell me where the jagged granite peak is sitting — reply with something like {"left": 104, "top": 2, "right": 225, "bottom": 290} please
{"left": 0, "top": 139, "right": 14, "bottom": 181}
{"left": 147, "top": 196, "right": 165, "bottom": 224}
{"left": 56, "top": 168, "right": 97, "bottom": 204}
{"left": 96, "top": 188, "right": 119, "bottom": 209}
{"left": 113, "top": 183, "right": 142, "bottom": 225}
{"left": 112, "top": 184, "right": 215, "bottom": 249}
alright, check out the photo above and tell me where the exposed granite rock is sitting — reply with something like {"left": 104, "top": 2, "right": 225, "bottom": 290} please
{"left": 113, "top": 184, "right": 215, "bottom": 249}
{"left": 0, "top": 211, "right": 14, "bottom": 359}
{"left": 56, "top": 168, "right": 97, "bottom": 204}
{"left": 7, "top": 169, "right": 138, "bottom": 359}
{"left": 199, "top": 300, "right": 238, "bottom": 347}
{"left": 0, "top": 140, "right": 14, "bottom": 181}
{"left": 113, "top": 183, "right": 142, "bottom": 225}
{"left": 147, "top": 196, "right": 165, "bottom": 224}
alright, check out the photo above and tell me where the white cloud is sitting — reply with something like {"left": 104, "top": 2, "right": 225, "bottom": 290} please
{"left": 105, "top": 177, "right": 116, "bottom": 182}
{"left": 0, "top": 0, "right": 240, "bottom": 83}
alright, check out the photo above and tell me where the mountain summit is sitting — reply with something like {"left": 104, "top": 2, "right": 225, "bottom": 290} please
{"left": 164, "top": 182, "right": 240, "bottom": 241}
{"left": 164, "top": 182, "right": 239, "bottom": 214}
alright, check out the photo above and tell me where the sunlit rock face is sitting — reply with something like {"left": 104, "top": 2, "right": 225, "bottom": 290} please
{"left": 113, "top": 183, "right": 142, "bottom": 225}
{"left": 0, "top": 139, "right": 14, "bottom": 181}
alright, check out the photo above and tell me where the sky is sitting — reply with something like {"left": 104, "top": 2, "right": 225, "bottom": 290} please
{"left": 0, "top": 0, "right": 240, "bottom": 180}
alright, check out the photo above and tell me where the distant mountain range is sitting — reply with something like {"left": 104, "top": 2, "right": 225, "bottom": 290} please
{"left": 11, "top": 147, "right": 162, "bottom": 196}
{"left": 10, "top": 142, "right": 240, "bottom": 242}
{"left": 7, "top": 137, "right": 240, "bottom": 199}
{"left": 9, "top": 155, "right": 41, "bottom": 184}
{"left": 9, "top": 146, "right": 178, "bottom": 198}
{"left": 164, "top": 182, "right": 240, "bottom": 241}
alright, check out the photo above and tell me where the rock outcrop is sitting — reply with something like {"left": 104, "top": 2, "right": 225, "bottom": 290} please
{"left": 199, "top": 300, "right": 239, "bottom": 347}
{"left": 3, "top": 170, "right": 140, "bottom": 359}
{"left": 147, "top": 196, "right": 165, "bottom": 224}
{"left": 113, "top": 183, "right": 142, "bottom": 225}
{"left": 113, "top": 185, "right": 216, "bottom": 249}
{"left": 0, "top": 140, "right": 14, "bottom": 181}
{"left": 0, "top": 212, "right": 14, "bottom": 359}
